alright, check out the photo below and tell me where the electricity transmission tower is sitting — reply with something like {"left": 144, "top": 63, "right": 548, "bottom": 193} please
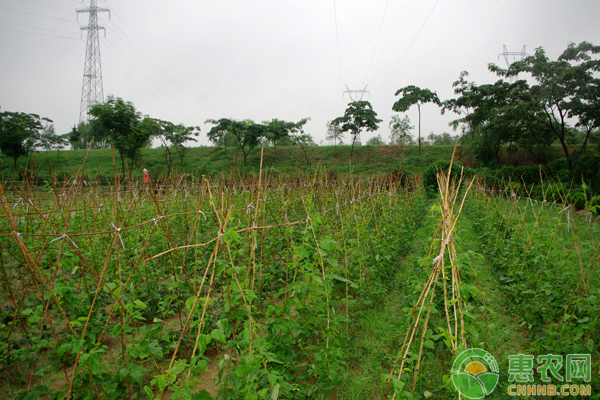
{"left": 78, "top": 0, "right": 110, "bottom": 123}
{"left": 343, "top": 85, "right": 370, "bottom": 102}
{"left": 498, "top": 45, "right": 528, "bottom": 83}
{"left": 342, "top": 85, "right": 370, "bottom": 144}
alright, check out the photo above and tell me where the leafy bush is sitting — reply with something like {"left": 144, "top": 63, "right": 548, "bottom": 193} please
{"left": 571, "top": 152, "right": 600, "bottom": 196}
{"left": 423, "top": 160, "right": 462, "bottom": 198}
{"left": 568, "top": 192, "right": 586, "bottom": 210}
{"left": 590, "top": 195, "right": 600, "bottom": 215}
{"left": 546, "top": 158, "right": 569, "bottom": 183}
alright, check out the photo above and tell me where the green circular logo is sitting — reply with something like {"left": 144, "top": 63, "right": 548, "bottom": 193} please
{"left": 451, "top": 348, "right": 499, "bottom": 399}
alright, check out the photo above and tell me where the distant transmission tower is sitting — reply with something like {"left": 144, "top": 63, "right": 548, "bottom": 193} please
{"left": 343, "top": 85, "right": 370, "bottom": 102}
{"left": 78, "top": 0, "right": 110, "bottom": 123}
{"left": 498, "top": 45, "right": 528, "bottom": 83}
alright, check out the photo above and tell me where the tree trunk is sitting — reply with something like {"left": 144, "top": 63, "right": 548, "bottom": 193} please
{"left": 418, "top": 104, "right": 422, "bottom": 154}
{"left": 350, "top": 134, "right": 357, "bottom": 161}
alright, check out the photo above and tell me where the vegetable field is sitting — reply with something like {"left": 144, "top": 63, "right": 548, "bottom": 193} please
{"left": 0, "top": 158, "right": 598, "bottom": 399}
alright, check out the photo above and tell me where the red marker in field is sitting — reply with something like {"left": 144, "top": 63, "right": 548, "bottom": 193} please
{"left": 143, "top": 168, "right": 149, "bottom": 183}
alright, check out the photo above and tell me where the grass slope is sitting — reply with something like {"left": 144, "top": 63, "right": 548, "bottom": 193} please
{"left": 1, "top": 144, "right": 569, "bottom": 181}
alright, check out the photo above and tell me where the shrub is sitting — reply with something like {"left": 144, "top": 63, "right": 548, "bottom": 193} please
{"left": 423, "top": 160, "right": 462, "bottom": 199}
{"left": 571, "top": 152, "right": 600, "bottom": 196}
{"left": 590, "top": 195, "right": 600, "bottom": 215}
{"left": 546, "top": 159, "right": 569, "bottom": 183}
{"left": 568, "top": 192, "right": 586, "bottom": 210}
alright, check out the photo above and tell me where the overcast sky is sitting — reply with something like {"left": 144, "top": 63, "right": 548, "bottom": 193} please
{"left": 1, "top": 0, "right": 600, "bottom": 147}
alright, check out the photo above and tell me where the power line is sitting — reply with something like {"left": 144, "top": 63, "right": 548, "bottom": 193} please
{"left": 104, "top": 18, "right": 216, "bottom": 114}
{"left": 110, "top": 8, "right": 221, "bottom": 115}
{"left": 332, "top": 0, "right": 344, "bottom": 98}
{"left": 376, "top": 0, "right": 405, "bottom": 67}
{"left": 0, "top": 20, "right": 80, "bottom": 36}
{"left": 363, "top": 0, "right": 390, "bottom": 87}
{"left": 0, "top": 6, "right": 78, "bottom": 23}
{"left": 0, "top": 26, "right": 81, "bottom": 40}
{"left": 376, "top": 0, "right": 441, "bottom": 93}
{"left": 101, "top": 53, "right": 197, "bottom": 122}
{"left": 102, "top": 38, "right": 200, "bottom": 118}
{"left": 16, "top": 0, "right": 74, "bottom": 13}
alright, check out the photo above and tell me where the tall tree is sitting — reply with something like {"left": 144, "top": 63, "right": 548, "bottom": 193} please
{"left": 331, "top": 101, "right": 382, "bottom": 160}
{"left": 38, "top": 123, "right": 56, "bottom": 154}
{"left": 156, "top": 119, "right": 200, "bottom": 175}
{"left": 559, "top": 42, "right": 600, "bottom": 153}
{"left": 389, "top": 115, "right": 414, "bottom": 146}
{"left": 76, "top": 120, "right": 110, "bottom": 150}
{"left": 68, "top": 125, "right": 81, "bottom": 153}
{"left": 325, "top": 120, "right": 345, "bottom": 148}
{"left": 444, "top": 77, "right": 553, "bottom": 166}
{"left": 263, "top": 118, "right": 295, "bottom": 154}
{"left": 489, "top": 41, "right": 600, "bottom": 170}
{"left": 288, "top": 118, "right": 313, "bottom": 167}
{"left": 39, "top": 123, "right": 68, "bottom": 161}
{"left": 0, "top": 111, "right": 50, "bottom": 170}
{"left": 88, "top": 96, "right": 153, "bottom": 172}
{"left": 392, "top": 86, "right": 441, "bottom": 153}
{"left": 205, "top": 118, "right": 265, "bottom": 165}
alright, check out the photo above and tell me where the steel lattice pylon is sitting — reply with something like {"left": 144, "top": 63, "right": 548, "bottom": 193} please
{"left": 78, "top": 0, "right": 110, "bottom": 123}
{"left": 498, "top": 45, "right": 528, "bottom": 83}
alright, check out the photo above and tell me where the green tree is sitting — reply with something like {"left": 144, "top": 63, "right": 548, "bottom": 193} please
{"left": 68, "top": 125, "right": 81, "bottom": 153}
{"left": 444, "top": 75, "right": 554, "bottom": 166}
{"left": 325, "top": 120, "right": 345, "bottom": 148}
{"left": 366, "top": 134, "right": 385, "bottom": 146}
{"left": 39, "top": 123, "right": 68, "bottom": 161}
{"left": 38, "top": 123, "right": 56, "bottom": 154}
{"left": 389, "top": 115, "right": 414, "bottom": 146}
{"left": 88, "top": 96, "right": 153, "bottom": 172}
{"left": 490, "top": 41, "right": 600, "bottom": 170}
{"left": 331, "top": 101, "right": 382, "bottom": 160}
{"left": 392, "top": 86, "right": 441, "bottom": 153}
{"left": 288, "top": 118, "right": 313, "bottom": 167}
{"left": 560, "top": 42, "right": 600, "bottom": 152}
{"left": 76, "top": 121, "right": 110, "bottom": 150}
{"left": 0, "top": 111, "right": 50, "bottom": 170}
{"left": 263, "top": 118, "right": 296, "bottom": 154}
{"left": 426, "top": 132, "right": 459, "bottom": 146}
{"left": 205, "top": 118, "right": 265, "bottom": 165}
{"left": 156, "top": 119, "right": 200, "bottom": 175}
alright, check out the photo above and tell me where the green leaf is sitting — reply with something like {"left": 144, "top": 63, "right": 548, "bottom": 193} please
{"left": 586, "top": 339, "right": 594, "bottom": 352}
{"left": 424, "top": 340, "right": 435, "bottom": 350}
{"left": 295, "top": 246, "right": 310, "bottom": 259}
{"left": 119, "top": 367, "right": 129, "bottom": 381}
{"left": 216, "top": 319, "right": 232, "bottom": 338}
{"left": 194, "top": 390, "right": 213, "bottom": 400}
{"left": 144, "top": 386, "right": 153, "bottom": 398}
{"left": 391, "top": 378, "right": 405, "bottom": 394}
{"left": 271, "top": 384, "right": 280, "bottom": 400}
{"left": 134, "top": 300, "right": 147, "bottom": 309}
{"left": 129, "top": 364, "right": 145, "bottom": 384}
{"left": 185, "top": 296, "right": 197, "bottom": 313}
{"left": 87, "top": 352, "right": 101, "bottom": 375}
{"left": 211, "top": 329, "right": 226, "bottom": 344}
{"left": 244, "top": 391, "right": 257, "bottom": 400}
{"left": 72, "top": 339, "right": 84, "bottom": 354}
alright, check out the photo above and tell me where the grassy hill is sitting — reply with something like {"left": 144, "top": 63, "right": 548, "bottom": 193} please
{"left": 0, "top": 144, "right": 569, "bottom": 182}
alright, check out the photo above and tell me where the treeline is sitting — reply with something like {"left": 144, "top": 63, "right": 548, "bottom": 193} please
{"left": 439, "top": 41, "right": 600, "bottom": 172}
